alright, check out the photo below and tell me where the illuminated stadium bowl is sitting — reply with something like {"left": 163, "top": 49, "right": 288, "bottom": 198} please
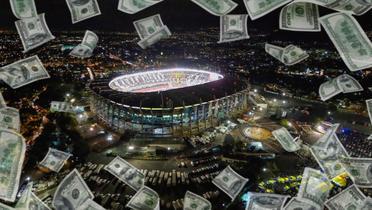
{"left": 89, "top": 68, "right": 250, "bottom": 136}
{"left": 108, "top": 68, "right": 224, "bottom": 93}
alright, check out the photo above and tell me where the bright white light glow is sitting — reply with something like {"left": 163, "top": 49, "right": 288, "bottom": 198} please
{"left": 109, "top": 68, "right": 224, "bottom": 93}
{"left": 128, "top": 146, "right": 134, "bottom": 150}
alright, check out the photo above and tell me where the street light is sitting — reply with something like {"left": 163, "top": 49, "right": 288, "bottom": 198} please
{"left": 282, "top": 93, "right": 286, "bottom": 96}
{"left": 128, "top": 146, "right": 134, "bottom": 150}
{"left": 282, "top": 100, "right": 286, "bottom": 104}
{"left": 254, "top": 89, "right": 258, "bottom": 93}
{"left": 273, "top": 99, "right": 277, "bottom": 102}
{"left": 262, "top": 168, "right": 267, "bottom": 172}
{"left": 107, "top": 135, "right": 113, "bottom": 141}
{"left": 288, "top": 122, "right": 292, "bottom": 127}
{"left": 327, "top": 111, "right": 331, "bottom": 115}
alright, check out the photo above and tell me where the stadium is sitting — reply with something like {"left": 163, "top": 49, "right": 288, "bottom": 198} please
{"left": 89, "top": 68, "right": 250, "bottom": 136}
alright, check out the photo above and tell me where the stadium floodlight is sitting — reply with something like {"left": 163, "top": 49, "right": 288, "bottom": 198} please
{"left": 109, "top": 68, "right": 223, "bottom": 93}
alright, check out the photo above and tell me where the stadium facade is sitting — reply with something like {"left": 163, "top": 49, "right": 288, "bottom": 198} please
{"left": 89, "top": 68, "right": 250, "bottom": 136}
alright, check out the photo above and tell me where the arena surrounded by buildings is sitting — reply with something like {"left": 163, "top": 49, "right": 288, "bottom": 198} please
{"left": 89, "top": 68, "right": 250, "bottom": 136}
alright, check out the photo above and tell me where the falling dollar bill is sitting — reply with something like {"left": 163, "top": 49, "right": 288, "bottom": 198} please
{"left": 10, "top": 0, "right": 38, "bottom": 19}
{"left": 218, "top": 15, "right": 250, "bottom": 43}
{"left": 280, "top": 2, "right": 321, "bottom": 32}
{"left": 0, "top": 92, "right": 6, "bottom": 109}
{"left": 319, "top": 74, "right": 363, "bottom": 101}
{"left": 118, "top": 0, "right": 164, "bottom": 14}
{"left": 137, "top": 26, "right": 172, "bottom": 49}
{"left": 0, "top": 129, "right": 26, "bottom": 202}
{"left": 265, "top": 43, "right": 309, "bottom": 65}
{"left": 191, "top": 0, "right": 238, "bottom": 16}
{"left": 65, "top": 0, "right": 101, "bottom": 24}
{"left": 104, "top": 156, "right": 145, "bottom": 191}
{"left": 320, "top": 12, "right": 372, "bottom": 71}
{"left": 310, "top": 130, "right": 349, "bottom": 178}
{"left": 244, "top": 0, "right": 292, "bottom": 20}
{"left": 282, "top": 197, "right": 322, "bottom": 210}
{"left": 319, "top": 78, "right": 343, "bottom": 101}
{"left": 272, "top": 127, "right": 301, "bottom": 152}
{"left": 76, "top": 199, "right": 105, "bottom": 210}
{"left": 297, "top": 167, "right": 333, "bottom": 207}
{"left": 245, "top": 192, "right": 289, "bottom": 210}
{"left": 340, "top": 157, "right": 372, "bottom": 188}
{"left": 52, "top": 169, "right": 94, "bottom": 210}
{"left": 0, "top": 202, "right": 14, "bottom": 210}
{"left": 296, "top": 0, "right": 372, "bottom": 15}
{"left": 15, "top": 13, "right": 55, "bottom": 53}
{"left": 134, "top": 14, "right": 165, "bottom": 40}
{"left": 183, "top": 191, "right": 212, "bottom": 210}
{"left": 367, "top": 99, "right": 372, "bottom": 125}
{"left": 0, "top": 107, "right": 20, "bottom": 132}
{"left": 15, "top": 182, "right": 33, "bottom": 210}
{"left": 0, "top": 56, "right": 50, "bottom": 89}
{"left": 357, "top": 197, "right": 372, "bottom": 210}
{"left": 50, "top": 101, "right": 75, "bottom": 113}
{"left": 29, "top": 192, "right": 51, "bottom": 210}
{"left": 312, "top": 123, "right": 339, "bottom": 148}
{"left": 212, "top": 165, "right": 248, "bottom": 200}
{"left": 39, "top": 148, "right": 72, "bottom": 172}
{"left": 126, "top": 186, "right": 159, "bottom": 210}
{"left": 70, "top": 30, "right": 99, "bottom": 58}
{"left": 325, "top": 185, "right": 366, "bottom": 210}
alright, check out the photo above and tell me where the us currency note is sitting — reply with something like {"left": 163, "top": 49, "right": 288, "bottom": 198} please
{"left": 52, "top": 169, "right": 94, "bottom": 210}
{"left": 367, "top": 99, "right": 372, "bottom": 125}
{"left": 104, "top": 156, "right": 145, "bottom": 191}
{"left": 340, "top": 157, "right": 372, "bottom": 188}
{"left": 244, "top": 0, "right": 292, "bottom": 20}
{"left": 0, "top": 107, "right": 20, "bottom": 132}
{"left": 244, "top": 192, "right": 289, "bottom": 210}
{"left": 0, "top": 92, "right": 6, "bottom": 109}
{"left": 70, "top": 30, "right": 98, "bottom": 58}
{"left": 76, "top": 199, "right": 105, "bottom": 210}
{"left": 134, "top": 14, "right": 165, "bottom": 40}
{"left": 218, "top": 15, "right": 250, "bottom": 43}
{"left": 15, "top": 182, "right": 33, "bottom": 210}
{"left": 310, "top": 133, "right": 349, "bottom": 178}
{"left": 66, "top": 0, "right": 101, "bottom": 24}
{"left": 357, "top": 197, "right": 372, "bottom": 210}
{"left": 297, "top": 0, "right": 372, "bottom": 15}
{"left": 336, "top": 74, "right": 363, "bottom": 93}
{"left": 15, "top": 13, "right": 55, "bottom": 53}
{"left": 325, "top": 185, "right": 366, "bottom": 210}
{"left": 212, "top": 165, "right": 248, "bottom": 200}
{"left": 82, "top": 30, "right": 99, "bottom": 50}
{"left": 50, "top": 101, "right": 75, "bottom": 113}
{"left": 118, "top": 0, "right": 164, "bottom": 14}
{"left": 0, "top": 129, "right": 26, "bottom": 202}
{"left": 280, "top": 2, "right": 320, "bottom": 32}
{"left": 265, "top": 43, "right": 308, "bottom": 65}
{"left": 70, "top": 44, "right": 94, "bottom": 59}
{"left": 191, "top": 0, "right": 238, "bottom": 16}
{"left": 0, "top": 202, "right": 13, "bottom": 210}
{"left": 298, "top": 167, "right": 333, "bottom": 207}
{"left": 29, "top": 192, "right": 52, "bottom": 210}
{"left": 0, "top": 56, "right": 50, "bottom": 89}
{"left": 281, "top": 45, "right": 309, "bottom": 65}
{"left": 265, "top": 43, "right": 284, "bottom": 62}
{"left": 319, "top": 74, "right": 363, "bottom": 101}
{"left": 282, "top": 197, "right": 322, "bottom": 210}
{"left": 39, "top": 148, "right": 72, "bottom": 172}
{"left": 272, "top": 127, "right": 301, "bottom": 152}
{"left": 312, "top": 123, "right": 339, "bottom": 149}
{"left": 320, "top": 12, "right": 372, "bottom": 71}
{"left": 10, "top": 0, "right": 38, "bottom": 19}
{"left": 319, "top": 78, "right": 343, "bottom": 101}
{"left": 126, "top": 186, "right": 159, "bottom": 210}
{"left": 137, "top": 26, "right": 171, "bottom": 49}
{"left": 183, "top": 191, "right": 212, "bottom": 210}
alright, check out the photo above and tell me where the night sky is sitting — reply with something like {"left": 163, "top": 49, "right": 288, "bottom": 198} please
{"left": 0, "top": 0, "right": 371, "bottom": 36}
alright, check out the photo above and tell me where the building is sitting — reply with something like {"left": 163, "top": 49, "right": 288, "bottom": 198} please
{"left": 89, "top": 68, "right": 250, "bottom": 136}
